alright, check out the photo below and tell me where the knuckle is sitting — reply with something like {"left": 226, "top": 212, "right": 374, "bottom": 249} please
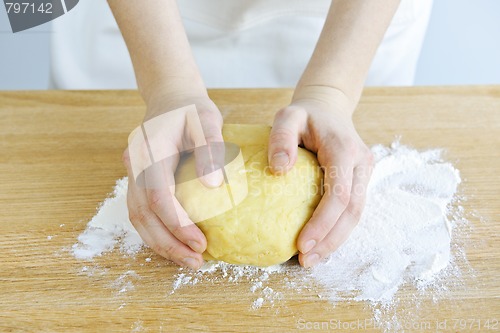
{"left": 168, "top": 222, "right": 183, "bottom": 237}
{"left": 270, "top": 125, "right": 294, "bottom": 138}
{"left": 198, "top": 102, "right": 221, "bottom": 118}
{"left": 275, "top": 106, "right": 297, "bottom": 120}
{"left": 269, "top": 127, "right": 296, "bottom": 147}
{"left": 198, "top": 112, "right": 223, "bottom": 132}
{"left": 122, "top": 149, "right": 131, "bottom": 167}
{"left": 346, "top": 201, "right": 365, "bottom": 221}
{"left": 362, "top": 148, "right": 375, "bottom": 167}
{"left": 203, "top": 128, "right": 223, "bottom": 144}
{"left": 129, "top": 205, "right": 150, "bottom": 226}
{"left": 333, "top": 187, "right": 351, "bottom": 207}
{"left": 340, "top": 138, "right": 358, "bottom": 155}
{"left": 148, "top": 191, "right": 166, "bottom": 212}
{"left": 312, "top": 219, "right": 334, "bottom": 238}
{"left": 152, "top": 241, "right": 177, "bottom": 260}
{"left": 322, "top": 235, "right": 341, "bottom": 255}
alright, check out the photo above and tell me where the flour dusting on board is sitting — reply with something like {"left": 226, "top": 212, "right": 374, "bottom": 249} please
{"left": 72, "top": 177, "right": 142, "bottom": 260}
{"left": 71, "top": 141, "right": 470, "bottom": 328}
{"left": 309, "top": 141, "right": 462, "bottom": 302}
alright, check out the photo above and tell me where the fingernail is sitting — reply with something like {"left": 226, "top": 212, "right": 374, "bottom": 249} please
{"left": 271, "top": 152, "right": 289, "bottom": 171}
{"left": 183, "top": 257, "right": 200, "bottom": 270}
{"left": 303, "top": 253, "right": 320, "bottom": 268}
{"left": 188, "top": 240, "right": 204, "bottom": 253}
{"left": 203, "top": 165, "right": 224, "bottom": 188}
{"left": 302, "top": 239, "right": 316, "bottom": 254}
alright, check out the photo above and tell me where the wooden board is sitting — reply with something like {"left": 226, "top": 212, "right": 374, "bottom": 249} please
{"left": 0, "top": 87, "right": 499, "bottom": 332}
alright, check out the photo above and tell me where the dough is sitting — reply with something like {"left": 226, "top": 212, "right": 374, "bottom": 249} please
{"left": 175, "top": 124, "right": 323, "bottom": 266}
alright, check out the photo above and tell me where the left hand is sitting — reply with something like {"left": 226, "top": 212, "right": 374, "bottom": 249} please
{"left": 267, "top": 86, "right": 374, "bottom": 268}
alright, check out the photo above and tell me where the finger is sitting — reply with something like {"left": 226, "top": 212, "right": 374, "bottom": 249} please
{"left": 299, "top": 164, "right": 372, "bottom": 268}
{"left": 297, "top": 147, "right": 354, "bottom": 255}
{"left": 268, "top": 107, "right": 307, "bottom": 174}
{"left": 193, "top": 122, "right": 225, "bottom": 188}
{"left": 145, "top": 156, "right": 208, "bottom": 254}
{"left": 126, "top": 168, "right": 204, "bottom": 269}
{"left": 129, "top": 203, "right": 204, "bottom": 269}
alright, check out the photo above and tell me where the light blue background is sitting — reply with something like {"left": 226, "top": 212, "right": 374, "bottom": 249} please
{"left": 1, "top": 0, "right": 499, "bottom": 89}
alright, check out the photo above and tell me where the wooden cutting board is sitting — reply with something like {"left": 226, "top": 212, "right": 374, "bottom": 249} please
{"left": 0, "top": 87, "right": 499, "bottom": 332}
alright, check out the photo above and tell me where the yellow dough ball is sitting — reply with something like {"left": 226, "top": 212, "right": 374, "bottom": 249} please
{"left": 175, "top": 124, "right": 323, "bottom": 266}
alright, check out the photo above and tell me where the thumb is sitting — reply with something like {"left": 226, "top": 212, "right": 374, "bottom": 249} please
{"left": 194, "top": 121, "right": 225, "bottom": 188}
{"left": 268, "top": 107, "right": 307, "bottom": 174}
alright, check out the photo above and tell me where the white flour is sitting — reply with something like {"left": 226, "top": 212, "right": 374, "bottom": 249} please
{"left": 309, "top": 141, "right": 461, "bottom": 303}
{"left": 72, "top": 177, "right": 142, "bottom": 260}
{"left": 71, "top": 140, "right": 466, "bottom": 318}
{"left": 170, "top": 261, "right": 285, "bottom": 309}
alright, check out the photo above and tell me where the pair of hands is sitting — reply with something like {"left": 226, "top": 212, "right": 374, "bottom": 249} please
{"left": 122, "top": 86, "right": 374, "bottom": 270}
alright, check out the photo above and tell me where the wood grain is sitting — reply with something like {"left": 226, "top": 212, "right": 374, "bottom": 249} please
{"left": 0, "top": 87, "right": 499, "bottom": 332}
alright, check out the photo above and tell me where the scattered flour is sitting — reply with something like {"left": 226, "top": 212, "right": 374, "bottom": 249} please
{"left": 71, "top": 141, "right": 467, "bottom": 322}
{"left": 252, "top": 298, "right": 264, "bottom": 310}
{"left": 130, "top": 320, "right": 145, "bottom": 332}
{"left": 170, "top": 261, "right": 284, "bottom": 308}
{"left": 309, "top": 141, "right": 462, "bottom": 303}
{"left": 112, "top": 270, "right": 140, "bottom": 294}
{"left": 72, "top": 177, "right": 143, "bottom": 260}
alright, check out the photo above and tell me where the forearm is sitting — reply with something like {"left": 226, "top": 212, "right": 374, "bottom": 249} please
{"left": 294, "top": 0, "right": 400, "bottom": 110}
{"left": 107, "top": 0, "right": 206, "bottom": 104}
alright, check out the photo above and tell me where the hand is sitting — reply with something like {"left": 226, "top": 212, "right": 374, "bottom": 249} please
{"left": 122, "top": 93, "right": 224, "bottom": 270}
{"left": 268, "top": 86, "right": 374, "bottom": 268}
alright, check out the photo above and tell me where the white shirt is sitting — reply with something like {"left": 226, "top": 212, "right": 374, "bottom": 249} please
{"left": 50, "top": 0, "right": 433, "bottom": 89}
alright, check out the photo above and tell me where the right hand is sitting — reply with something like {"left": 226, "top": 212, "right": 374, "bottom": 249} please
{"left": 122, "top": 93, "right": 224, "bottom": 270}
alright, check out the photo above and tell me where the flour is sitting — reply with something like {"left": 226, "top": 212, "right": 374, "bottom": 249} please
{"left": 112, "top": 270, "right": 140, "bottom": 294}
{"left": 252, "top": 298, "right": 264, "bottom": 309}
{"left": 308, "top": 141, "right": 461, "bottom": 303}
{"left": 170, "top": 261, "right": 284, "bottom": 308}
{"left": 72, "top": 177, "right": 142, "bottom": 260}
{"left": 71, "top": 140, "right": 465, "bottom": 314}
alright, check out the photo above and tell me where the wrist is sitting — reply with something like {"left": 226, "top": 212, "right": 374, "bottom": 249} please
{"left": 143, "top": 77, "right": 208, "bottom": 115}
{"left": 140, "top": 69, "right": 207, "bottom": 105}
{"left": 292, "top": 84, "right": 358, "bottom": 117}
{"left": 144, "top": 89, "right": 217, "bottom": 121}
